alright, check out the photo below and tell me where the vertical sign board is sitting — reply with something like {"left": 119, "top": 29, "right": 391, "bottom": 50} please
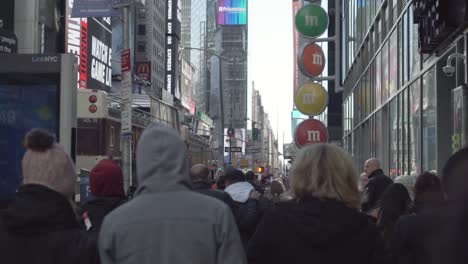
{"left": 166, "top": 0, "right": 181, "bottom": 99}
{"left": 121, "top": 48, "right": 132, "bottom": 134}
{"left": 66, "top": 0, "right": 86, "bottom": 88}
{"left": 86, "top": 18, "right": 112, "bottom": 91}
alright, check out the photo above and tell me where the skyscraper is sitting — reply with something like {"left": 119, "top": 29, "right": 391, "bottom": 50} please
{"left": 135, "top": 0, "right": 166, "bottom": 99}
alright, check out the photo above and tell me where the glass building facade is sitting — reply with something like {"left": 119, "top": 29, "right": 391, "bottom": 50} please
{"left": 341, "top": 0, "right": 467, "bottom": 177}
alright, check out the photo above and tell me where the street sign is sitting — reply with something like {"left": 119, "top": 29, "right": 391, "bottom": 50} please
{"left": 298, "top": 43, "right": 326, "bottom": 77}
{"left": 225, "top": 147, "right": 242, "bottom": 152}
{"left": 294, "top": 82, "right": 328, "bottom": 116}
{"left": 294, "top": 119, "right": 328, "bottom": 148}
{"left": 121, "top": 49, "right": 131, "bottom": 72}
{"left": 295, "top": 4, "right": 329, "bottom": 38}
{"left": 246, "top": 148, "right": 261, "bottom": 154}
{"left": 71, "top": 0, "right": 120, "bottom": 17}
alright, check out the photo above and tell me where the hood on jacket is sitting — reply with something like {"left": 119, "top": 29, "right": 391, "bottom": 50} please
{"left": 2, "top": 184, "right": 79, "bottom": 235}
{"left": 90, "top": 159, "right": 125, "bottom": 197}
{"left": 135, "top": 123, "right": 192, "bottom": 195}
{"left": 225, "top": 182, "right": 254, "bottom": 203}
{"left": 279, "top": 197, "right": 372, "bottom": 245}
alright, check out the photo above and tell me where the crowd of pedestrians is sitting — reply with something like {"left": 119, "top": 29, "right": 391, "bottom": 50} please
{"left": 2, "top": 123, "right": 468, "bottom": 264}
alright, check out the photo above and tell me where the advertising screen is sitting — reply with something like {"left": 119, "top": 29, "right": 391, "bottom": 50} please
{"left": 218, "top": 0, "right": 247, "bottom": 25}
{"left": 0, "top": 77, "right": 59, "bottom": 200}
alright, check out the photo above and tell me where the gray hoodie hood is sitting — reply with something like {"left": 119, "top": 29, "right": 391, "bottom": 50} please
{"left": 135, "top": 123, "right": 192, "bottom": 195}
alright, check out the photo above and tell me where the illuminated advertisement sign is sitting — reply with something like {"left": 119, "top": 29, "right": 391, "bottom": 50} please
{"left": 0, "top": 80, "right": 59, "bottom": 200}
{"left": 218, "top": 0, "right": 247, "bottom": 25}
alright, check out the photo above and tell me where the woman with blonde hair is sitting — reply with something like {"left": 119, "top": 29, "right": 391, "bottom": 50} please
{"left": 247, "top": 144, "right": 387, "bottom": 264}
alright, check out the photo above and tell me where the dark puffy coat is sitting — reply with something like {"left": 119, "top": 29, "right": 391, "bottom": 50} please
{"left": 0, "top": 184, "right": 99, "bottom": 264}
{"left": 192, "top": 181, "right": 235, "bottom": 206}
{"left": 361, "top": 169, "right": 393, "bottom": 213}
{"left": 247, "top": 197, "right": 388, "bottom": 264}
{"left": 81, "top": 196, "right": 126, "bottom": 235}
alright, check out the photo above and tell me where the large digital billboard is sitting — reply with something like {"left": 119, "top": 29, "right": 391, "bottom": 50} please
{"left": 218, "top": 0, "right": 247, "bottom": 25}
{"left": 0, "top": 78, "right": 59, "bottom": 200}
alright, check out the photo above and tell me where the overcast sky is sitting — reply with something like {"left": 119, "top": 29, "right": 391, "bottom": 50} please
{"left": 248, "top": 0, "right": 294, "bottom": 151}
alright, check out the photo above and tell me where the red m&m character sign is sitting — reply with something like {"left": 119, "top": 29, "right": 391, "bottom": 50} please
{"left": 294, "top": 119, "right": 328, "bottom": 148}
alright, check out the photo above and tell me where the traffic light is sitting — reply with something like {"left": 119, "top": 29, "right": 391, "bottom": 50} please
{"left": 257, "top": 166, "right": 265, "bottom": 174}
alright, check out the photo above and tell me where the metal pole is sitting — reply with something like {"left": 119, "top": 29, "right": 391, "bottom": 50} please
{"left": 218, "top": 56, "right": 225, "bottom": 168}
{"left": 122, "top": 6, "right": 132, "bottom": 193}
{"left": 335, "top": 0, "right": 342, "bottom": 93}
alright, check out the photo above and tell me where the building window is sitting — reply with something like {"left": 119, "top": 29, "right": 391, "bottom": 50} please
{"left": 138, "top": 25, "right": 146, "bottom": 35}
{"left": 422, "top": 67, "right": 437, "bottom": 172}
{"left": 138, "top": 8, "right": 146, "bottom": 19}
{"left": 409, "top": 79, "right": 421, "bottom": 175}
{"left": 137, "top": 42, "right": 146, "bottom": 52}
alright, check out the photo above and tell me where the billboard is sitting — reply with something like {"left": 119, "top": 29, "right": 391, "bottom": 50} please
{"left": 166, "top": 0, "right": 181, "bottom": 99}
{"left": 135, "top": 62, "right": 151, "bottom": 82}
{"left": 218, "top": 0, "right": 247, "bottom": 25}
{"left": 80, "top": 17, "right": 112, "bottom": 91}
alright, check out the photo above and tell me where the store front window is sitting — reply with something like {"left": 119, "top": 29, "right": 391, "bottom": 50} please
{"left": 409, "top": 79, "right": 421, "bottom": 176}
{"left": 422, "top": 68, "right": 437, "bottom": 172}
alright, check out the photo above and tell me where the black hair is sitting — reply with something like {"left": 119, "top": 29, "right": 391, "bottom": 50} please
{"left": 245, "top": 171, "right": 256, "bottom": 181}
{"left": 24, "top": 128, "right": 55, "bottom": 152}
{"left": 378, "top": 183, "right": 411, "bottom": 245}
{"left": 414, "top": 171, "right": 443, "bottom": 205}
{"left": 224, "top": 167, "right": 245, "bottom": 184}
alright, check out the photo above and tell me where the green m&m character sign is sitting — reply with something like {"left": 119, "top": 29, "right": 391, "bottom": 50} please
{"left": 295, "top": 4, "right": 329, "bottom": 38}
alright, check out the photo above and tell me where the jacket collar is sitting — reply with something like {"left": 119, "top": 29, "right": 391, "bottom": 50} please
{"left": 368, "top": 169, "right": 384, "bottom": 179}
{"left": 2, "top": 184, "right": 79, "bottom": 235}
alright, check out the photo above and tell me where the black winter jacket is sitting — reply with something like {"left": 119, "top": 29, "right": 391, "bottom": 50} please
{"left": 81, "top": 196, "right": 126, "bottom": 235}
{"left": 247, "top": 197, "right": 388, "bottom": 264}
{"left": 361, "top": 169, "right": 393, "bottom": 213}
{"left": 0, "top": 184, "right": 99, "bottom": 264}
{"left": 192, "top": 181, "right": 235, "bottom": 207}
{"left": 232, "top": 198, "right": 261, "bottom": 248}
{"left": 392, "top": 201, "right": 468, "bottom": 264}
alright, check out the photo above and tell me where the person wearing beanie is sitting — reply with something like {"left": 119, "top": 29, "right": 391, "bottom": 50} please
{"left": 0, "top": 128, "right": 99, "bottom": 264}
{"left": 81, "top": 159, "right": 127, "bottom": 236}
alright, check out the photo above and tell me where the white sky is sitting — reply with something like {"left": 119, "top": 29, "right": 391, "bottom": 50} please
{"left": 247, "top": 0, "right": 294, "bottom": 151}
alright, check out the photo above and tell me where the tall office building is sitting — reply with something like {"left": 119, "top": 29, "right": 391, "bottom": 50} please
{"left": 219, "top": 26, "right": 248, "bottom": 129}
{"left": 181, "top": 0, "right": 192, "bottom": 62}
{"left": 135, "top": 0, "right": 166, "bottom": 99}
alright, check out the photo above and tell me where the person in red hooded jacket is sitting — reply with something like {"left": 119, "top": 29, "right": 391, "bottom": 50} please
{"left": 81, "top": 159, "right": 127, "bottom": 235}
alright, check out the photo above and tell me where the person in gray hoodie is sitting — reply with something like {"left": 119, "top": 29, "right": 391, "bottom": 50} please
{"left": 98, "top": 123, "right": 246, "bottom": 264}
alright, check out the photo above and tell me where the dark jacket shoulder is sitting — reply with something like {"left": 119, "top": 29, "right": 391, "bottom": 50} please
{"left": 248, "top": 197, "right": 388, "bottom": 264}
{"left": 81, "top": 196, "right": 126, "bottom": 234}
{"left": 361, "top": 169, "right": 393, "bottom": 213}
{"left": 0, "top": 185, "right": 99, "bottom": 264}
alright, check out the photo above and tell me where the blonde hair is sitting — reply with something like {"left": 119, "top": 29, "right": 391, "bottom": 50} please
{"left": 290, "top": 144, "right": 360, "bottom": 209}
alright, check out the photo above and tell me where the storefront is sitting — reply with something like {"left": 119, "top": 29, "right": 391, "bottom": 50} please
{"left": 341, "top": 0, "right": 468, "bottom": 176}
